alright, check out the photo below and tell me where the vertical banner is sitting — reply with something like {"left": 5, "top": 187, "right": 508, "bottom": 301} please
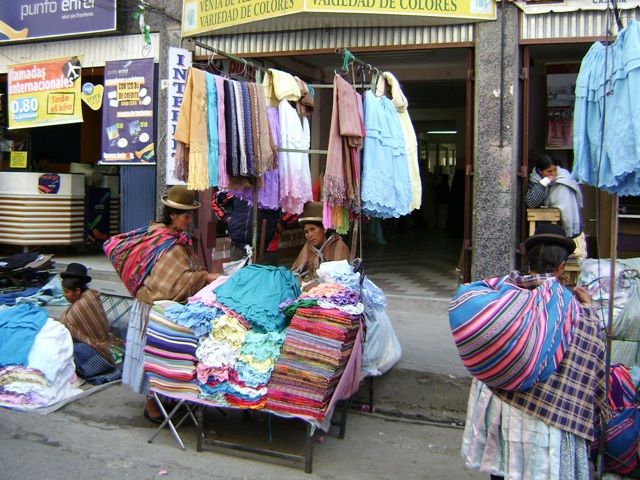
{"left": 100, "top": 58, "right": 156, "bottom": 164}
{"left": 8, "top": 56, "right": 83, "bottom": 129}
{"left": 166, "top": 47, "right": 192, "bottom": 184}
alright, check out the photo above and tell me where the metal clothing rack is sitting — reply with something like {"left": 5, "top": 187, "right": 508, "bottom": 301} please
{"left": 184, "top": 38, "right": 265, "bottom": 80}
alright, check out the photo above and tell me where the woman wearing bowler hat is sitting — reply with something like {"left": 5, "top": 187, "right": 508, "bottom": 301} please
{"left": 452, "top": 223, "right": 608, "bottom": 479}
{"left": 291, "top": 201, "right": 350, "bottom": 287}
{"left": 104, "top": 185, "right": 219, "bottom": 423}
{"left": 59, "top": 262, "right": 121, "bottom": 371}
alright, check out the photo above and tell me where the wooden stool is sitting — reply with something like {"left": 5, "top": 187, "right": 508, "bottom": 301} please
{"left": 562, "top": 256, "right": 581, "bottom": 287}
{"left": 527, "top": 208, "right": 561, "bottom": 236}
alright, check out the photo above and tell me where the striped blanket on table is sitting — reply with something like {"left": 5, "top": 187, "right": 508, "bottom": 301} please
{"left": 449, "top": 272, "right": 580, "bottom": 391}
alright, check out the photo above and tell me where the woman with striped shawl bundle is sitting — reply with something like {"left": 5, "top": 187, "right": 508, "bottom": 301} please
{"left": 450, "top": 224, "right": 608, "bottom": 480}
{"left": 104, "top": 185, "right": 219, "bottom": 423}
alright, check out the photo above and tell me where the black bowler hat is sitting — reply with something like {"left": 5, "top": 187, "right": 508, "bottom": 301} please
{"left": 524, "top": 223, "right": 576, "bottom": 255}
{"left": 60, "top": 263, "right": 92, "bottom": 284}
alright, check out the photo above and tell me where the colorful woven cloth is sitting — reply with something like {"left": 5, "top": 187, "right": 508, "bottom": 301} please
{"left": 449, "top": 272, "right": 579, "bottom": 391}
{"left": 104, "top": 225, "right": 192, "bottom": 297}
{"left": 608, "top": 364, "right": 638, "bottom": 411}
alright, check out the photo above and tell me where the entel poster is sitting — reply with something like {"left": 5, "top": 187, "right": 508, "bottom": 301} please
{"left": 7, "top": 56, "right": 83, "bottom": 129}
{"left": 100, "top": 58, "right": 155, "bottom": 164}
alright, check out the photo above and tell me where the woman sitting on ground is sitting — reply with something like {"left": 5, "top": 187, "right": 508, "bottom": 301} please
{"left": 291, "top": 201, "right": 351, "bottom": 288}
{"left": 59, "top": 263, "right": 122, "bottom": 384}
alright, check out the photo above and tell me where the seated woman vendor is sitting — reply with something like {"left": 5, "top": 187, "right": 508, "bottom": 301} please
{"left": 291, "top": 202, "right": 351, "bottom": 288}
{"left": 59, "top": 263, "right": 122, "bottom": 383}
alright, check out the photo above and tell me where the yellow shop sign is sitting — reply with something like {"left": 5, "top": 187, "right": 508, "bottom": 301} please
{"left": 182, "top": 0, "right": 496, "bottom": 36}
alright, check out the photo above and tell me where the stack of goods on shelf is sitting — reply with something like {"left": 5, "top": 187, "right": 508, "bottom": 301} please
{"left": 266, "top": 282, "right": 362, "bottom": 421}
{"left": 0, "top": 252, "right": 55, "bottom": 305}
{"left": 143, "top": 301, "right": 201, "bottom": 398}
{"left": 149, "top": 265, "right": 300, "bottom": 408}
{"left": 195, "top": 266, "right": 298, "bottom": 407}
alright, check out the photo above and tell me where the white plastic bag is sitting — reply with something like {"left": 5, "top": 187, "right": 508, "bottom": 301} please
{"left": 222, "top": 245, "right": 252, "bottom": 276}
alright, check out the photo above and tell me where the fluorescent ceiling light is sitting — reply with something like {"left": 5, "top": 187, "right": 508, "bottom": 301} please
{"left": 427, "top": 130, "right": 457, "bottom": 134}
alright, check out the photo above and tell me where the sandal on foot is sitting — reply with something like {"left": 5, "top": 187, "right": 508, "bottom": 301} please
{"left": 144, "top": 409, "right": 164, "bottom": 424}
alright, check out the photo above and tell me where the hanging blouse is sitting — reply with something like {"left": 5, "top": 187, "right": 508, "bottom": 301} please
{"left": 573, "top": 20, "right": 640, "bottom": 196}
{"left": 278, "top": 99, "right": 312, "bottom": 215}
{"left": 361, "top": 91, "right": 411, "bottom": 218}
{"left": 375, "top": 72, "right": 421, "bottom": 210}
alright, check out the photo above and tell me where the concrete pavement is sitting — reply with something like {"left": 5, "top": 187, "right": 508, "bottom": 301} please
{"left": 0, "top": 384, "right": 484, "bottom": 480}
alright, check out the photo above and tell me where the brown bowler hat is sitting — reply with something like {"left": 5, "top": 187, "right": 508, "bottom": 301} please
{"left": 298, "top": 202, "right": 323, "bottom": 225}
{"left": 160, "top": 185, "right": 201, "bottom": 210}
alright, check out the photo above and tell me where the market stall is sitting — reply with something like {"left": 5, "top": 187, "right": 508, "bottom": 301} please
{"left": 142, "top": 263, "right": 366, "bottom": 472}
{"left": 133, "top": 46, "right": 410, "bottom": 471}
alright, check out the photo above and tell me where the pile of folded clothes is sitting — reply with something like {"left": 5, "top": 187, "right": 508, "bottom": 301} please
{"left": 0, "top": 252, "right": 55, "bottom": 305}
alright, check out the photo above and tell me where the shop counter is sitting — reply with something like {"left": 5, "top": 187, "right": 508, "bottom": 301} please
{"left": 0, "top": 172, "right": 85, "bottom": 247}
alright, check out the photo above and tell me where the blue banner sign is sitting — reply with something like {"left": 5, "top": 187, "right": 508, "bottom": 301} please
{"left": 0, "top": 0, "right": 117, "bottom": 44}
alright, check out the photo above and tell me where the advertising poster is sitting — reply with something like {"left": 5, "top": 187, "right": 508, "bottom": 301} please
{"left": 101, "top": 58, "right": 155, "bottom": 164}
{"left": 166, "top": 47, "right": 191, "bottom": 184}
{"left": 8, "top": 56, "right": 83, "bottom": 129}
{"left": 0, "top": 0, "right": 116, "bottom": 44}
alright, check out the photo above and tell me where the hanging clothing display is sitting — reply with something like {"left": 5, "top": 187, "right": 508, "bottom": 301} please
{"left": 174, "top": 68, "right": 210, "bottom": 190}
{"left": 375, "top": 72, "right": 421, "bottom": 211}
{"left": 206, "top": 72, "right": 219, "bottom": 187}
{"left": 174, "top": 68, "right": 276, "bottom": 191}
{"left": 361, "top": 90, "right": 412, "bottom": 218}
{"left": 573, "top": 19, "right": 640, "bottom": 196}
{"left": 262, "top": 68, "right": 302, "bottom": 106}
{"left": 278, "top": 99, "right": 312, "bottom": 214}
{"left": 322, "top": 74, "right": 364, "bottom": 233}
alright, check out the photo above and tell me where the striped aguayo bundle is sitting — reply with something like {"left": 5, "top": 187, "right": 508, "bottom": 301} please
{"left": 266, "top": 307, "right": 360, "bottom": 420}
{"left": 449, "top": 273, "right": 580, "bottom": 391}
{"left": 144, "top": 304, "right": 200, "bottom": 396}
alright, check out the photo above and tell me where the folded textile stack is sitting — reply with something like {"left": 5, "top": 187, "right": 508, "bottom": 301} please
{"left": 266, "top": 304, "right": 361, "bottom": 421}
{"left": 0, "top": 253, "right": 55, "bottom": 305}
{"left": 0, "top": 307, "right": 83, "bottom": 411}
{"left": 144, "top": 302, "right": 200, "bottom": 397}
{"left": 213, "top": 265, "right": 301, "bottom": 333}
{"left": 196, "top": 314, "right": 285, "bottom": 408}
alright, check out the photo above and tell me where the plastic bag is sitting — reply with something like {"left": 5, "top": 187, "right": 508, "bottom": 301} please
{"left": 222, "top": 245, "right": 252, "bottom": 276}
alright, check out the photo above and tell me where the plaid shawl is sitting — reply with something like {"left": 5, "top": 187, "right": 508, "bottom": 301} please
{"left": 494, "top": 303, "right": 608, "bottom": 441}
{"left": 104, "top": 225, "right": 192, "bottom": 297}
{"left": 449, "top": 272, "right": 579, "bottom": 391}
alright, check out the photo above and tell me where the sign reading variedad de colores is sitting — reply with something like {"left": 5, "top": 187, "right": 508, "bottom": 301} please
{"left": 182, "top": 0, "right": 495, "bottom": 35}
{"left": 7, "top": 56, "right": 83, "bottom": 129}
{"left": 0, "top": 0, "right": 117, "bottom": 44}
